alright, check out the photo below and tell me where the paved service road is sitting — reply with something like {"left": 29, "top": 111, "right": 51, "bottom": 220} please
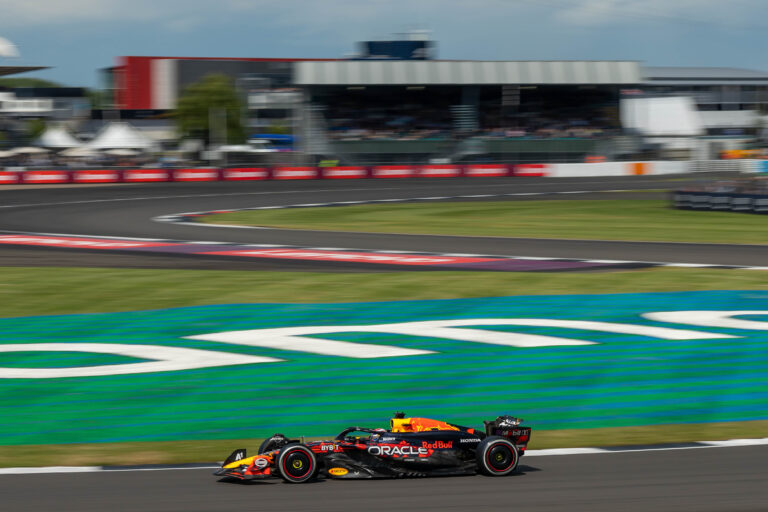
{"left": 1, "top": 446, "right": 766, "bottom": 512}
{"left": 0, "top": 173, "right": 766, "bottom": 268}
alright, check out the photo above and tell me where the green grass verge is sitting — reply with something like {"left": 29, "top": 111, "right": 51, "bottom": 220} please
{"left": 202, "top": 199, "right": 768, "bottom": 244}
{"left": 1, "top": 265, "right": 767, "bottom": 464}
{"left": 0, "top": 266, "right": 767, "bottom": 318}
{"left": 1, "top": 421, "right": 766, "bottom": 467}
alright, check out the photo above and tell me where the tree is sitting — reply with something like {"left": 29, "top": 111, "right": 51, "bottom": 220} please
{"left": 26, "top": 118, "right": 46, "bottom": 140}
{"left": 175, "top": 74, "right": 245, "bottom": 145}
{"left": 0, "top": 78, "right": 62, "bottom": 88}
{"left": 86, "top": 88, "right": 107, "bottom": 110}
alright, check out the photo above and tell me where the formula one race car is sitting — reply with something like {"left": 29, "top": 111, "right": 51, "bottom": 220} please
{"left": 214, "top": 413, "right": 531, "bottom": 483}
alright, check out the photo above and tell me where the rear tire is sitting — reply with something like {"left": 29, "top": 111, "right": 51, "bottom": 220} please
{"left": 277, "top": 444, "right": 317, "bottom": 483}
{"left": 476, "top": 436, "right": 518, "bottom": 476}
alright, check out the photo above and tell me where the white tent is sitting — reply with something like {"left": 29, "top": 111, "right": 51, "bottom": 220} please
{"left": 104, "top": 148, "right": 140, "bottom": 156}
{"left": 35, "top": 126, "right": 81, "bottom": 148}
{"left": 86, "top": 122, "right": 156, "bottom": 151}
{"left": 12, "top": 146, "right": 50, "bottom": 154}
{"left": 620, "top": 96, "right": 704, "bottom": 136}
{"left": 60, "top": 146, "right": 98, "bottom": 157}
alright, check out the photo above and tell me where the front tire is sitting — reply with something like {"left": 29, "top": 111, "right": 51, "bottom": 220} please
{"left": 276, "top": 444, "right": 317, "bottom": 483}
{"left": 476, "top": 436, "right": 518, "bottom": 476}
{"left": 259, "top": 433, "right": 294, "bottom": 454}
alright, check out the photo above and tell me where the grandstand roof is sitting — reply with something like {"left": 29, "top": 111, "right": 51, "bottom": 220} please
{"left": 295, "top": 60, "right": 641, "bottom": 86}
{"left": 643, "top": 66, "right": 768, "bottom": 85}
{"left": 0, "top": 66, "right": 48, "bottom": 78}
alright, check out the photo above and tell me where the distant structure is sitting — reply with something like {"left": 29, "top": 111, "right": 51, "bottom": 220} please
{"left": 0, "top": 37, "right": 48, "bottom": 78}
{"left": 99, "top": 35, "right": 768, "bottom": 162}
{"left": 353, "top": 30, "right": 435, "bottom": 61}
{"left": 0, "top": 36, "right": 19, "bottom": 58}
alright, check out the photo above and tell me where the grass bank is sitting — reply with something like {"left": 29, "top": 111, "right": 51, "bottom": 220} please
{"left": 0, "top": 266, "right": 767, "bottom": 318}
{"left": 1, "top": 421, "right": 766, "bottom": 467}
{"left": 1, "top": 266, "right": 766, "bottom": 465}
{"left": 202, "top": 199, "right": 768, "bottom": 245}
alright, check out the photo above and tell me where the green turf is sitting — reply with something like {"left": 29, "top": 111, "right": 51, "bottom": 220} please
{"left": 1, "top": 266, "right": 766, "bottom": 465}
{"left": 0, "top": 266, "right": 767, "bottom": 318}
{"left": 202, "top": 199, "right": 768, "bottom": 244}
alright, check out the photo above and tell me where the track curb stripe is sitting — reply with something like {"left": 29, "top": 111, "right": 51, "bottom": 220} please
{"left": 0, "top": 228, "right": 762, "bottom": 272}
{"left": 147, "top": 194, "right": 768, "bottom": 271}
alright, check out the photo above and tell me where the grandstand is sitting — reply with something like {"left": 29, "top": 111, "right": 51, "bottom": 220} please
{"left": 105, "top": 41, "right": 768, "bottom": 165}
{"left": 294, "top": 60, "right": 636, "bottom": 164}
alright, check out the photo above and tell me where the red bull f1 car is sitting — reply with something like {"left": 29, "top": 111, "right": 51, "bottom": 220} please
{"left": 215, "top": 413, "right": 531, "bottom": 483}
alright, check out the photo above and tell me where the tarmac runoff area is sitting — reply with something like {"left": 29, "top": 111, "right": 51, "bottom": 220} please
{"left": 0, "top": 443, "right": 767, "bottom": 512}
{"left": 1, "top": 173, "right": 767, "bottom": 269}
{"left": 1, "top": 175, "right": 767, "bottom": 510}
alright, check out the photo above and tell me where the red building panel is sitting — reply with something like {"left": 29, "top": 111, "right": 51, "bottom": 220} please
{"left": 114, "top": 56, "right": 338, "bottom": 110}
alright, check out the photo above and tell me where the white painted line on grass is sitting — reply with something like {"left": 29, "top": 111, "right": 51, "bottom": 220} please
{"left": 700, "top": 438, "right": 768, "bottom": 447}
{"left": 0, "top": 466, "right": 101, "bottom": 474}
{"left": 526, "top": 437, "right": 768, "bottom": 457}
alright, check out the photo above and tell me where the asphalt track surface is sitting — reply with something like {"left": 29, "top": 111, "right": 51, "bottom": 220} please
{"left": 1, "top": 446, "right": 767, "bottom": 512}
{"left": 0, "top": 172, "right": 766, "bottom": 269}
{"left": 1, "top": 173, "right": 767, "bottom": 511}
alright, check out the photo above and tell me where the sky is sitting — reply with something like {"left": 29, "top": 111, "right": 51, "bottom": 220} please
{"left": 1, "top": 0, "right": 767, "bottom": 88}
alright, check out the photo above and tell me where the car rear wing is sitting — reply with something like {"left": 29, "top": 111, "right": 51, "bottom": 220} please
{"left": 484, "top": 416, "right": 531, "bottom": 453}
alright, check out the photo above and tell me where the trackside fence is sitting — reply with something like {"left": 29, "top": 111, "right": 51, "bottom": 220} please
{"left": 0, "top": 160, "right": 759, "bottom": 185}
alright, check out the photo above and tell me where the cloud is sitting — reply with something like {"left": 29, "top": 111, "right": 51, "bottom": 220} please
{"left": 0, "top": 0, "right": 164, "bottom": 24}
{"left": 0, "top": 0, "right": 764, "bottom": 34}
{"left": 552, "top": 0, "right": 764, "bottom": 27}
{"left": 0, "top": 0, "right": 524, "bottom": 29}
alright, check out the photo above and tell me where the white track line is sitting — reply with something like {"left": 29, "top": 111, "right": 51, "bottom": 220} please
{"left": 1, "top": 438, "right": 767, "bottom": 474}
{"left": 2, "top": 228, "right": 763, "bottom": 271}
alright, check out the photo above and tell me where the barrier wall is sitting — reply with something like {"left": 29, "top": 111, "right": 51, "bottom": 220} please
{"left": 322, "top": 166, "right": 368, "bottom": 179}
{"left": 514, "top": 164, "right": 548, "bottom": 177}
{"left": 0, "top": 161, "right": 745, "bottom": 185}
{"left": 372, "top": 165, "right": 416, "bottom": 178}
{"left": 22, "top": 170, "right": 71, "bottom": 184}
{"left": 272, "top": 167, "right": 319, "bottom": 180}
{"left": 544, "top": 161, "right": 689, "bottom": 178}
{"left": 222, "top": 168, "right": 269, "bottom": 181}
{"left": 417, "top": 164, "right": 462, "bottom": 178}
{"left": 464, "top": 164, "right": 511, "bottom": 177}
{"left": 123, "top": 169, "right": 170, "bottom": 182}
{"left": 673, "top": 190, "right": 768, "bottom": 214}
{"left": 0, "top": 171, "right": 20, "bottom": 184}
{"left": 73, "top": 170, "right": 121, "bottom": 184}
{"left": 173, "top": 168, "right": 220, "bottom": 182}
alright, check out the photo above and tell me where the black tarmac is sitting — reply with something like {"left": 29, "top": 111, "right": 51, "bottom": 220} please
{"left": 0, "top": 173, "right": 765, "bottom": 269}
{"left": 1, "top": 173, "right": 766, "bottom": 511}
{"left": 1, "top": 446, "right": 766, "bottom": 511}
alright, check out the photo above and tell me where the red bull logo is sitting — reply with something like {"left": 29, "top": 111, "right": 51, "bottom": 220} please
{"left": 422, "top": 440, "right": 453, "bottom": 449}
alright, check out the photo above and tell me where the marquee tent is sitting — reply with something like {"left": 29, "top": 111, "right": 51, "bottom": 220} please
{"left": 35, "top": 126, "right": 81, "bottom": 148}
{"left": 86, "top": 122, "right": 156, "bottom": 151}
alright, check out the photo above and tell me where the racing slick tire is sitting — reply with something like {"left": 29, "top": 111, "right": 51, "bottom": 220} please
{"left": 276, "top": 444, "right": 317, "bottom": 483}
{"left": 259, "top": 434, "right": 296, "bottom": 454}
{"left": 476, "top": 436, "right": 519, "bottom": 476}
